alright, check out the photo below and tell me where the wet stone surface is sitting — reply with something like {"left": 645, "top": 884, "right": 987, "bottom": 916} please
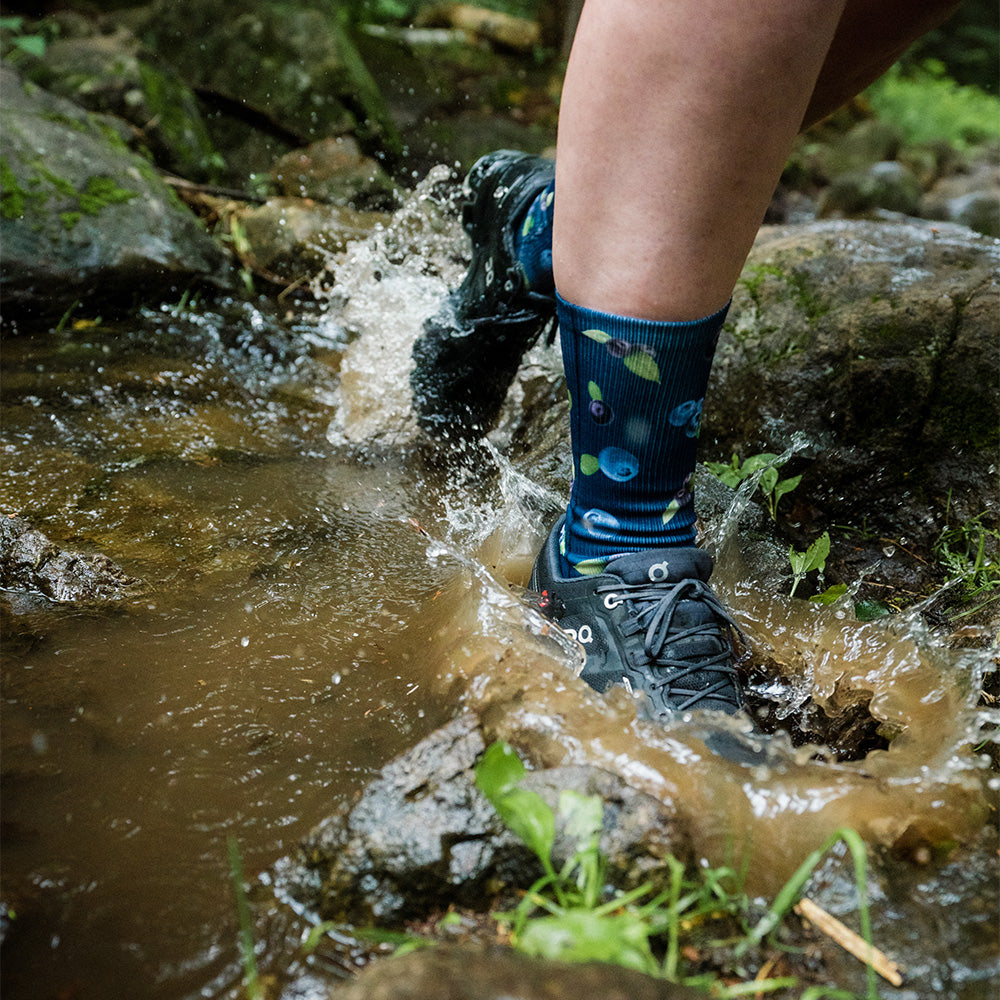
{"left": 0, "top": 514, "right": 141, "bottom": 602}
{"left": 276, "top": 712, "right": 692, "bottom": 926}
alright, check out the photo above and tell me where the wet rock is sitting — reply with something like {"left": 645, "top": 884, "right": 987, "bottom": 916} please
{"left": 0, "top": 63, "right": 231, "bottom": 321}
{"left": 275, "top": 713, "right": 691, "bottom": 926}
{"left": 0, "top": 514, "right": 141, "bottom": 602}
{"left": 817, "top": 160, "right": 923, "bottom": 217}
{"left": 920, "top": 154, "right": 1000, "bottom": 237}
{"left": 271, "top": 137, "right": 396, "bottom": 209}
{"left": 316, "top": 944, "right": 704, "bottom": 999}
{"left": 18, "top": 21, "right": 220, "bottom": 182}
{"left": 134, "top": 0, "right": 401, "bottom": 177}
{"left": 704, "top": 219, "right": 1000, "bottom": 548}
{"left": 809, "top": 118, "right": 904, "bottom": 180}
{"left": 222, "top": 198, "right": 391, "bottom": 282}
{"left": 801, "top": 826, "right": 1000, "bottom": 1000}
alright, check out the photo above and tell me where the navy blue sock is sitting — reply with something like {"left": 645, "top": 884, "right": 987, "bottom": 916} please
{"left": 556, "top": 293, "right": 729, "bottom": 577}
{"left": 513, "top": 179, "right": 555, "bottom": 294}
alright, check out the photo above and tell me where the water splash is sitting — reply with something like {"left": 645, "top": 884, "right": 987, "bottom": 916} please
{"left": 319, "top": 165, "right": 467, "bottom": 448}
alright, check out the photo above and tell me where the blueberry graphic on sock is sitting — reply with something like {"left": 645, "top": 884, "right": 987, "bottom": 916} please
{"left": 582, "top": 508, "right": 622, "bottom": 534}
{"left": 598, "top": 446, "right": 639, "bottom": 482}
{"left": 668, "top": 398, "right": 704, "bottom": 438}
{"left": 586, "top": 381, "right": 613, "bottom": 425}
{"left": 606, "top": 337, "right": 632, "bottom": 358}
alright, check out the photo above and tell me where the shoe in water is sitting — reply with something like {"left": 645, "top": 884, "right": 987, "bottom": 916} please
{"left": 530, "top": 517, "right": 746, "bottom": 717}
{"left": 411, "top": 150, "right": 557, "bottom": 437}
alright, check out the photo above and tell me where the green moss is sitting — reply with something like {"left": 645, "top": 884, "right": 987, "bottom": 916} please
{"left": 739, "top": 261, "right": 828, "bottom": 321}
{"left": 40, "top": 111, "right": 89, "bottom": 133}
{"left": 0, "top": 156, "right": 28, "bottom": 218}
{"left": 14, "top": 161, "right": 139, "bottom": 228}
{"left": 77, "top": 175, "right": 138, "bottom": 213}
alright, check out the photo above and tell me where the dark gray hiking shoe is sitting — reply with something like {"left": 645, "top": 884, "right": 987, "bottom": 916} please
{"left": 530, "top": 517, "right": 746, "bottom": 717}
{"left": 411, "top": 150, "right": 557, "bottom": 437}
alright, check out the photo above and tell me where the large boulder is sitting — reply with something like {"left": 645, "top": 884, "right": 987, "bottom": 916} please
{"left": 17, "top": 19, "right": 221, "bottom": 182}
{"left": 703, "top": 219, "right": 999, "bottom": 546}
{"left": 275, "top": 713, "right": 691, "bottom": 926}
{"left": 133, "top": 0, "right": 401, "bottom": 179}
{"left": 0, "top": 64, "right": 231, "bottom": 321}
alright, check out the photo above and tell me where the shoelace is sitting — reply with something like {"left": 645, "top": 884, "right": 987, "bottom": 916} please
{"left": 595, "top": 577, "right": 744, "bottom": 712}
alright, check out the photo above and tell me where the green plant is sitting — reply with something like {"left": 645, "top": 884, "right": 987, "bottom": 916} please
{"left": 865, "top": 60, "right": 1000, "bottom": 150}
{"left": 932, "top": 503, "right": 1000, "bottom": 610}
{"left": 227, "top": 836, "right": 264, "bottom": 1000}
{"left": 0, "top": 15, "right": 48, "bottom": 57}
{"left": 789, "top": 531, "right": 830, "bottom": 598}
{"left": 705, "top": 452, "right": 802, "bottom": 522}
{"left": 475, "top": 741, "right": 880, "bottom": 998}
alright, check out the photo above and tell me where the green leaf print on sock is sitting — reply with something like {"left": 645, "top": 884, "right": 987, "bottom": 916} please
{"left": 572, "top": 557, "right": 609, "bottom": 577}
{"left": 588, "top": 381, "right": 602, "bottom": 400}
{"left": 662, "top": 498, "right": 681, "bottom": 523}
{"left": 581, "top": 329, "right": 660, "bottom": 382}
{"left": 580, "top": 454, "right": 600, "bottom": 475}
{"left": 622, "top": 351, "right": 661, "bottom": 383}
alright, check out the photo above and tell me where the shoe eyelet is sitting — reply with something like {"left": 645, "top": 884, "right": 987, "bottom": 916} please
{"left": 603, "top": 593, "right": 623, "bottom": 610}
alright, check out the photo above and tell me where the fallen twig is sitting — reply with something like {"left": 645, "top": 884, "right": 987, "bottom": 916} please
{"left": 795, "top": 896, "right": 903, "bottom": 987}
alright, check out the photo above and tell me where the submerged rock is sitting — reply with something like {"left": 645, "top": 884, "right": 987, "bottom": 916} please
{"left": 318, "top": 944, "right": 704, "bottom": 1000}
{"left": 275, "top": 712, "right": 691, "bottom": 926}
{"left": 0, "top": 514, "right": 141, "bottom": 602}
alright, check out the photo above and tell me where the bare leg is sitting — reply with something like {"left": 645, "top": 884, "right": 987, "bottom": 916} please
{"left": 805, "top": 0, "right": 962, "bottom": 127}
{"left": 552, "top": 0, "right": 960, "bottom": 321}
{"left": 553, "top": 0, "right": 848, "bottom": 320}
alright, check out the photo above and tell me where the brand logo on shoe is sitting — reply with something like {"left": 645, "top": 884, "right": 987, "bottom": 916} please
{"left": 565, "top": 624, "right": 593, "bottom": 645}
{"left": 484, "top": 258, "right": 494, "bottom": 287}
{"left": 648, "top": 561, "right": 670, "bottom": 583}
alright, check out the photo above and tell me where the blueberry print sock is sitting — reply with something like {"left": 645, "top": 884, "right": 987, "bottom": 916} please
{"left": 514, "top": 179, "right": 555, "bottom": 294}
{"left": 556, "top": 293, "right": 729, "bottom": 577}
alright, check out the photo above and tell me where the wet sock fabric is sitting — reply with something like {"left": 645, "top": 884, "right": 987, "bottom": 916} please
{"left": 556, "top": 292, "right": 729, "bottom": 577}
{"left": 513, "top": 179, "right": 555, "bottom": 294}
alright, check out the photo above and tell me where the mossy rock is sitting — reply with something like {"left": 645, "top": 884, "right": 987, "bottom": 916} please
{"left": 704, "top": 219, "right": 999, "bottom": 544}
{"left": 134, "top": 0, "right": 401, "bottom": 171}
{"left": 0, "top": 63, "right": 231, "bottom": 321}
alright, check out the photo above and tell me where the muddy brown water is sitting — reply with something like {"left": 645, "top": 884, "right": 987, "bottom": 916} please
{"left": 2, "top": 184, "right": 998, "bottom": 999}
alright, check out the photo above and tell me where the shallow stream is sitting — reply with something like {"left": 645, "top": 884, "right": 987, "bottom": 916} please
{"left": 2, "top": 178, "right": 997, "bottom": 999}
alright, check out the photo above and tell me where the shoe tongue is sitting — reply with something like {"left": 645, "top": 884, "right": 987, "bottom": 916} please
{"left": 606, "top": 546, "right": 714, "bottom": 586}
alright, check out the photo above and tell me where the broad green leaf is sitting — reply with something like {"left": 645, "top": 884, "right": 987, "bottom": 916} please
{"left": 579, "top": 453, "right": 599, "bottom": 476}
{"left": 855, "top": 597, "right": 891, "bottom": 622}
{"left": 704, "top": 461, "right": 743, "bottom": 488}
{"left": 803, "top": 531, "right": 831, "bottom": 572}
{"left": 13, "top": 34, "right": 46, "bottom": 57}
{"left": 582, "top": 328, "right": 611, "bottom": 344}
{"left": 517, "top": 910, "right": 657, "bottom": 974}
{"left": 475, "top": 740, "right": 525, "bottom": 800}
{"left": 742, "top": 453, "right": 779, "bottom": 474}
{"left": 773, "top": 474, "right": 802, "bottom": 501}
{"left": 558, "top": 790, "right": 602, "bottom": 850}
{"left": 587, "top": 380, "right": 602, "bottom": 401}
{"left": 475, "top": 742, "right": 555, "bottom": 867}
{"left": 810, "top": 582, "right": 848, "bottom": 604}
{"left": 496, "top": 787, "right": 555, "bottom": 866}
{"left": 760, "top": 467, "right": 779, "bottom": 494}
{"left": 622, "top": 351, "right": 660, "bottom": 382}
